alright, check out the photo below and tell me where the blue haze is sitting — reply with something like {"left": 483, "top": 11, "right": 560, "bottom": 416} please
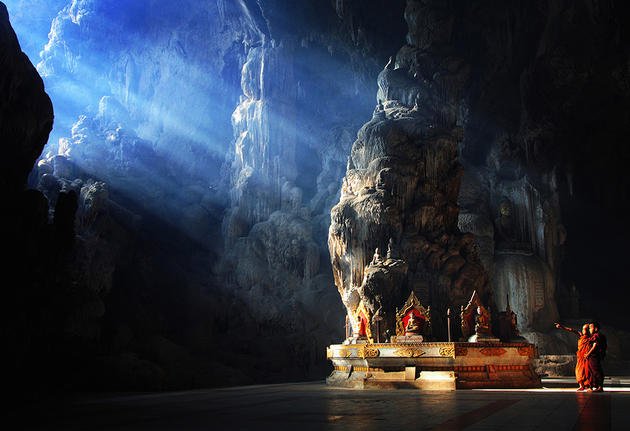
{"left": 3, "top": 0, "right": 378, "bottom": 249}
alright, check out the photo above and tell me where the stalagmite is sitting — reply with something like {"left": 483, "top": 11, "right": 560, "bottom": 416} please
{"left": 328, "top": 1, "right": 488, "bottom": 341}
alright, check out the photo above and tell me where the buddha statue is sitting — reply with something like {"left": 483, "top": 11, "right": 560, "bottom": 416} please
{"left": 474, "top": 305, "right": 491, "bottom": 336}
{"left": 370, "top": 248, "right": 382, "bottom": 266}
{"left": 386, "top": 237, "right": 396, "bottom": 260}
{"left": 405, "top": 313, "right": 422, "bottom": 336}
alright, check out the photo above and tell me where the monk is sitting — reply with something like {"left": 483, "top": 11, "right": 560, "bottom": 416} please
{"left": 554, "top": 322, "right": 591, "bottom": 391}
{"left": 585, "top": 321, "right": 607, "bottom": 392}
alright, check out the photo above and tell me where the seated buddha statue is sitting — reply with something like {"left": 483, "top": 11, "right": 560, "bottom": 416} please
{"left": 405, "top": 313, "right": 422, "bottom": 336}
{"left": 474, "top": 306, "right": 491, "bottom": 335}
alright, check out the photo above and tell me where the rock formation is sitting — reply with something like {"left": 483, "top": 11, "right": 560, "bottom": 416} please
{"left": 217, "top": 0, "right": 408, "bottom": 378}
{"left": 4, "top": 0, "right": 408, "bottom": 391}
{"left": 0, "top": 2, "right": 53, "bottom": 193}
{"left": 329, "top": 0, "right": 489, "bottom": 341}
{"left": 5, "top": 0, "right": 630, "bottom": 394}
{"left": 1, "top": 0, "right": 57, "bottom": 395}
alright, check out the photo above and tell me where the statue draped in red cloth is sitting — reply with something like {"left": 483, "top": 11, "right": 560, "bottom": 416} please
{"left": 554, "top": 322, "right": 592, "bottom": 391}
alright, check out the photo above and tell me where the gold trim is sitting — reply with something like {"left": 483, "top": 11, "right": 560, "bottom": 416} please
{"left": 334, "top": 364, "right": 531, "bottom": 373}
{"left": 395, "top": 291, "right": 431, "bottom": 336}
{"left": 328, "top": 342, "right": 531, "bottom": 348}
{"left": 394, "top": 347, "right": 425, "bottom": 357}
{"left": 454, "top": 364, "right": 530, "bottom": 372}
{"left": 439, "top": 347, "right": 455, "bottom": 358}
{"left": 361, "top": 347, "right": 380, "bottom": 358}
{"left": 353, "top": 366, "right": 385, "bottom": 372}
{"left": 330, "top": 347, "right": 354, "bottom": 358}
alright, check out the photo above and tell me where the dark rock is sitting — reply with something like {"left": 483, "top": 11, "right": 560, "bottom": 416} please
{"left": 0, "top": 2, "right": 53, "bottom": 194}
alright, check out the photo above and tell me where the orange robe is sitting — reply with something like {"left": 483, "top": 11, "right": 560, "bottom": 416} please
{"left": 575, "top": 335, "right": 591, "bottom": 387}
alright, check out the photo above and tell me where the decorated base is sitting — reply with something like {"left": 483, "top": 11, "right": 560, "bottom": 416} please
{"left": 467, "top": 334, "right": 500, "bottom": 343}
{"left": 326, "top": 341, "right": 540, "bottom": 390}
{"left": 391, "top": 335, "right": 424, "bottom": 343}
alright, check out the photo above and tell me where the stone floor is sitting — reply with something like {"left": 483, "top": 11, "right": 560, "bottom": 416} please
{"left": 16, "top": 378, "right": 630, "bottom": 430}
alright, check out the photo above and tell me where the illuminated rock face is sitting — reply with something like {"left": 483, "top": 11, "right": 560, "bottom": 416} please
{"left": 36, "top": 0, "right": 247, "bottom": 185}
{"left": 20, "top": 0, "right": 407, "bottom": 387}
{"left": 328, "top": 0, "right": 489, "bottom": 341}
{"left": 216, "top": 2, "right": 404, "bottom": 371}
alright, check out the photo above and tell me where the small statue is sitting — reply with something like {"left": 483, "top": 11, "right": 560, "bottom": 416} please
{"left": 371, "top": 248, "right": 382, "bottom": 265}
{"left": 386, "top": 238, "right": 396, "bottom": 259}
{"left": 474, "top": 305, "right": 492, "bottom": 336}
{"left": 412, "top": 93, "right": 421, "bottom": 111}
{"left": 405, "top": 313, "right": 422, "bottom": 335}
{"left": 462, "top": 290, "right": 499, "bottom": 342}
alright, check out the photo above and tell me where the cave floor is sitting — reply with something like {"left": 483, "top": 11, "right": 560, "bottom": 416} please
{"left": 17, "top": 379, "right": 630, "bottom": 430}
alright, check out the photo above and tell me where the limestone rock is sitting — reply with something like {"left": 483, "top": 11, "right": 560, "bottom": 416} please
{"left": 0, "top": 2, "right": 53, "bottom": 193}
{"left": 329, "top": 4, "right": 488, "bottom": 341}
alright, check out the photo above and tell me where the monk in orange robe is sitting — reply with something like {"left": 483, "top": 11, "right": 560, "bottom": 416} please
{"left": 554, "top": 322, "right": 591, "bottom": 391}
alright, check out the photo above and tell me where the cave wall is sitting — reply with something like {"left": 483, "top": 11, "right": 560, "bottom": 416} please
{"left": 216, "top": 0, "right": 409, "bottom": 380}
{"left": 452, "top": 0, "right": 630, "bottom": 342}
{"left": 5, "top": 0, "right": 630, "bottom": 395}
{"left": 328, "top": 0, "right": 490, "bottom": 342}
{"left": 329, "top": 0, "right": 630, "bottom": 352}
{"left": 3, "top": 0, "right": 408, "bottom": 393}
{"left": 1, "top": 0, "right": 57, "bottom": 395}
{"left": 0, "top": 2, "right": 53, "bottom": 193}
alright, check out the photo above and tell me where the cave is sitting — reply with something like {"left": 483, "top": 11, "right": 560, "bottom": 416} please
{"left": 3, "top": 0, "right": 630, "bottom": 428}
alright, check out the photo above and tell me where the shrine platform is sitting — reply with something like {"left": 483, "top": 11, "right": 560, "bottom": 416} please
{"left": 326, "top": 341, "right": 540, "bottom": 390}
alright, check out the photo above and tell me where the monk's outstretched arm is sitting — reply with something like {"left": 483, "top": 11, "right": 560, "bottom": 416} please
{"left": 554, "top": 322, "right": 580, "bottom": 336}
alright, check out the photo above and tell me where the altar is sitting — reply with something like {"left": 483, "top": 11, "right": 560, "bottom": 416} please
{"left": 326, "top": 341, "right": 540, "bottom": 390}
{"left": 326, "top": 290, "right": 541, "bottom": 390}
